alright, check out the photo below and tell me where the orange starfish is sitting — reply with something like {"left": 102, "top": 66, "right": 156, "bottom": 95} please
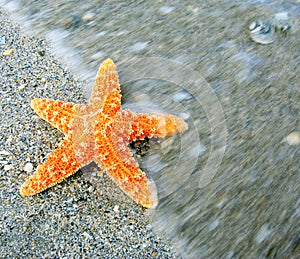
{"left": 20, "top": 58, "right": 188, "bottom": 208}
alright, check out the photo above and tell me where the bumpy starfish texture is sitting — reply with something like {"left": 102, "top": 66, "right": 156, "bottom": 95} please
{"left": 20, "top": 58, "right": 188, "bottom": 208}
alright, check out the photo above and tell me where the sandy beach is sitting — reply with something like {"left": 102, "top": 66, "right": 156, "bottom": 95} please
{"left": 0, "top": 8, "right": 177, "bottom": 258}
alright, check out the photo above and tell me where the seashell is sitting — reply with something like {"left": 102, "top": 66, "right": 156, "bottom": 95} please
{"left": 249, "top": 19, "right": 276, "bottom": 44}
{"left": 275, "top": 21, "right": 291, "bottom": 32}
{"left": 272, "top": 12, "right": 291, "bottom": 32}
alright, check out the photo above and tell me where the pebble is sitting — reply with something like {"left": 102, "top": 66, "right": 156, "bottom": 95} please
{"left": 4, "top": 164, "right": 13, "bottom": 171}
{"left": 255, "top": 224, "right": 272, "bottom": 244}
{"left": 3, "top": 48, "right": 14, "bottom": 56}
{"left": 273, "top": 12, "right": 291, "bottom": 32}
{"left": 82, "top": 231, "right": 93, "bottom": 239}
{"left": 0, "top": 36, "right": 5, "bottom": 45}
{"left": 159, "top": 6, "right": 175, "bottom": 15}
{"left": 173, "top": 91, "right": 192, "bottom": 102}
{"left": 37, "top": 49, "right": 45, "bottom": 56}
{"left": 179, "top": 112, "right": 190, "bottom": 121}
{"left": 113, "top": 205, "right": 119, "bottom": 213}
{"left": 18, "top": 84, "right": 27, "bottom": 90}
{"left": 274, "top": 12, "right": 289, "bottom": 21}
{"left": 284, "top": 131, "right": 300, "bottom": 145}
{"left": 63, "top": 14, "right": 81, "bottom": 29}
{"left": 23, "top": 162, "right": 34, "bottom": 173}
{"left": 209, "top": 219, "right": 219, "bottom": 231}
{"left": 130, "top": 42, "right": 148, "bottom": 52}
{"left": 81, "top": 12, "right": 95, "bottom": 23}
{"left": 96, "top": 31, "right": 108, "bottom": 37}
{"left": 0, "top": 150, "right": 11, "bottom": 156}
{"left": 65, "top": 197, "right": 74, "bottom": 204}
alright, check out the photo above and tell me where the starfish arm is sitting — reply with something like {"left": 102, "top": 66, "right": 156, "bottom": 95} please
{"left": 88, "top": 58, "right": 121, "bottom": 114}
{"left": 20, "top": 138, "right": 91, "bottom": 196}
{"left": 31, "top": 98, "right": 78, "bottom": 135}
{"left": 126, "top": 111, "right": 188, "bottom": 142}
{"left": 94, "top": 117, "right": 158, "bottom": 208}
{"left": 94, "top": 152, "right": 158, "bottom": 209}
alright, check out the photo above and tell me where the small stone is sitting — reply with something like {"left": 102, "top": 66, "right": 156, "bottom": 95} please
{"left": 64, "top": 15, "right": 81, "bottom": 29}
{"left": 274, "top": 12, "right": 289, "bottom": 21}
{"left": 159, "top": 6, "right": 175, "bottom": 15}
{"left": 82, "top": 231, "right": 92, "bottom": 239}
{"left": 179, "top": 112, "right": 190, "bottom": 121}
{"left": 18, "top": 84, "right": 27, "bottom": 90}
{"left": 284, "top": 132, "right": 300, "bottom": 145}
{"left": 130, "top": 42, "right": 148, "bottom": 52}
{"left": 0, "top": 36, "right": 5, "bottom": 45}
{"left": 96, "top": 31, "right": 107, "bottom": 37}
{"left": 32, "top": 115, "right": 40, "bottom": 121}
{"left": 23, "top": 162, "right": 34, "bottom": 173}
{"left": 209, "top": 219, "right": 219, "bottom": 231}
{"left": 146, "top": 224, "right": 152, "bottom": 231}
{"left": 173, "top": 91, "right": 192, "bottom": 102}
{"left": 3, "top": 48, "right": 14, "bottom": 56}
{"left": 37, "top": 49, "right": 45, "bottom": 56}
{"left": 4, "top": 164, "right": 13, "bottom": 171}
{"left": 0, "top": 150, "right": 10, "bottom": 156}
{"left": 65, "top": 197, "right": 73, "bottom": 204}
{"left": 81, "top": 12, "right": 95, "bottom": 23}
{"left": 273, "top": 12, "right": 291, "bottom": 32}
{"left": 255, "top": 224, "right": 272, "bottom": 244}
{"left": 6, "top": 136, "right": 12, "bottom": 143}
{"left": 113, "top": 205, "right": 119, "bottom": 213}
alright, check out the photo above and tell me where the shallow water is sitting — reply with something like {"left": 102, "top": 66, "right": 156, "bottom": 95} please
{"left": 1, "top": 0, "right": 299, "bottom": 80}
{"left": 1, "top": 0, "right": 299, "bottom": 257}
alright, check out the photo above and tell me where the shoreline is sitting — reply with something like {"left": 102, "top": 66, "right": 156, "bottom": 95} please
{"left": 0, "top": 8, "right": 177, "bottom": 258}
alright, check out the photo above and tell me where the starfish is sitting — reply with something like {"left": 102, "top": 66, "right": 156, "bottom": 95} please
{"left": 20, "top": 58, "right": 188, "bottom": 208}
